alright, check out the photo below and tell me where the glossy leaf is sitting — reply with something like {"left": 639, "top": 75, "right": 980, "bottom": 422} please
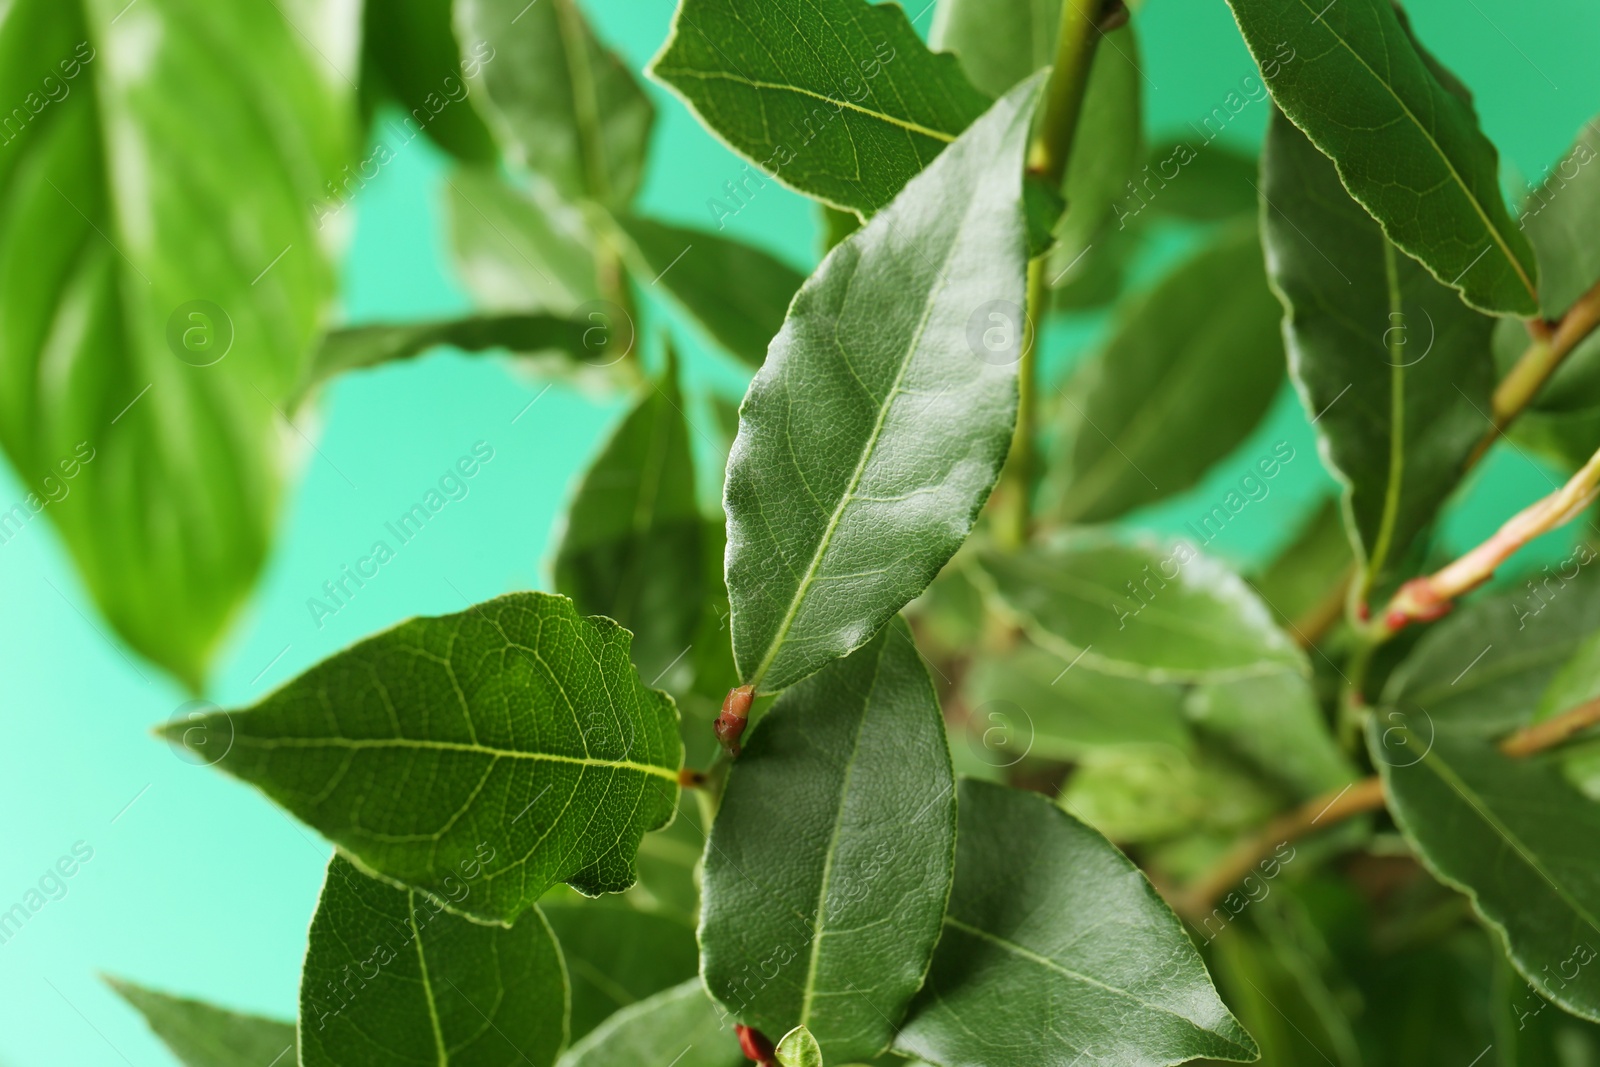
{"left": 300, "top": 856, "right": 566, "bottom": 1066}
{"left": 701, "top": 621, "right": 955, "bottom": 1061}
{"left": 725, "top": 77, "right": 1041, "bottom": 693}
{"left": 978, "top": 535, "right": 1303, "bottom": 685}
{"left": 558, "top": 981, "right": 744, "bottom": 1067}
{"left": 107, "top": 977, "right": 295, "bottom": 1067}
{"left": 0, "top": 0, "right": 354, "bottom": 687}
{"left": 617, "top": 216, "right": 804, "bottom": 369}
{"left": 1262, "top": 111, "right": 1495, "bottom": 600}
{"left": 553, "top": 369, "right": 706, "bottom": 689}
{"left": 360, "top": 0, "right": 497, "bottom": 162}
{"left": 542, "top": 900, "right": 699, "bottom": 1039}
{"left": 447, "top": 167, "right": 601, "bottom": 314}
{"left": 776, "top": 1026, "right": 825, "bottom": 1067}
{"left": 162, "top": 592, "right": 683, "bottom": 923}
{"left": 650, "top": 0, "right": 992, "bottom": 214}
{"left": 1371, "top": 722, "right": 1600, "bottom": 1023}
{"left": 1048, "top": 220, "right": 1285, "bottom": 524}
{"left": 457, "top": 0, "right": 653, "bottom": 207}
{"left": 894, "top": 779, "right": 1257, "bottom": 1066}
{"left": 1226, "top": 0, "right": 1539, "bottom": 314}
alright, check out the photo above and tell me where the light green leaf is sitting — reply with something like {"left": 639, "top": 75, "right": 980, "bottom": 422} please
{"left": 819, "top": 205, "right": 861, "bottom": 254}
{"left": 542, "top": 900, "right": 699, "bottom": 1040}
{"left": 0, "top": 0, "right": 354, "bottom": 687}
{"left": 558, "top": 980, "right": 744, "bottom": 1067}
{"left": 1262, "top": 110, "right": 1495, "bottom": 601}
{"left": 1247, "top": 498, "right": 1353, "bottom": 630}
{"left": 1047, "top": 220, "right": 1285, "bottom": 524}
{"left": 360, "top": 0, "right": 497, "bottom": 162}
{"left": 1185, "top": 669, "right": 1356, "bottom": 798}
{"left": 1137, "top": 140, "right": 1258, "bottom": 222}
{"left": 1530, "top": 618, "right": 1600, "bottom": 800}
{"left": 300, "top": 856, "right": 567, "bottom": 1066}
{"left": 978, "top": 535, "right": 1303, "bottom": 685}
{"left": 650, "top": 0, "right": 992, "bottom": 214}
{"left": 457, "top": 0, "right": 653, "bottom": 207}
{"left": 106, "top": 977, "right": 295, "bottom": 1067}
{"left": 929, "top": 0, "right": 1059, "bottom": 97}
{"left": 725, "top": 77, "right": 1041, "bottom": 693}
{"left": 1226, "top": 0, "right": 1539, "bottom": 314}
{"left": 776, "top": 1026, "right": 825, "bottom": 1067}
{"left": 1062, "top": 743, "right": 1282, "bottom": 847}
{"left": 447, "top": 167, "right": 601, "bottom": 315}
{"left": 553, "top": 367, "right": 706, "bottom": 689}
{"left": 162, "top": 592, "right": 683, "bottom": 923}
{"left": 701, "top": 620, "right": 955, "bottom": 1061}
{"left": 894, "top": 779, "right": 1258, "bottom": 1066}
{"left": 1370, "top": 721, "right": 1600, "bottom": 1023}
{"left": 617, "top": 216, "right": 804, "bottom": 369}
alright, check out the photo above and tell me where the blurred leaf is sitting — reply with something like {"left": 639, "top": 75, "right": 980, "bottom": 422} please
{"left": 978, "top": 535, "right": 1303, "bottom": 684}
{"left": 360, "top": 0, "right": 497, "bottom": 162}
{"left": 0, "top": 0, "right": 355, "bottom": 687}
{"left": 617, "top": 216, "right": 804, "bottom": 369}
{"left": 1046, "top": 220, "right": 1284, "bottom": 523}
{"left": 300, "top": 856, "right": 565, "bottom": 1067}
{"left": 929, "top": 0, "right": 1060, "bottom": 97}
{"left": 1226, "top": 0, "right": 1539, "bottom": 314}
{"left": 558, "top": 981, "right": 744, "bottom": 1067}
{"left": 162, "top": 593, "right": 683, "bottom": 924}
{"left": 819, "top": 205, "right": 861, "bottom": 254}
{"left": 627, "top": 790, "right": 706, "bottom": 922}
{"left": 725, "top": 79, "right": 1040, "bottom": 692}
{"left": 1248, "top": 498, "right": 1353, "bottom": 631}
{"left": 702, "top": 621, "right": 955, "bottom": 1061}
{"left": 542, "top": 900, "right": 699, "bottom": 1040}
{"left": 895, "top": 779, "right": 1257, "bottom": 1066}
{"left": 447, "top": 167, "right": 601, "bottom": 314}
{"left": 651, "top": 0, "right": 992, "bottom": 214}
{"left": 554, "top": 365, "right": 706, "bottom": 689}
{"left": 1048, "top": 213, "right": 1141, "bottom": 311}
{"left": 1494, "top": 943, "right": 1600, "bottom": 1064}
{"left": 1201, "top": 921, "right": 1361, "bottom": 1067}
{"left": 1063, "top": 742, "right": 1282, "bottom": 846}
{"left": 457, "top": 0, "right": 653, "bottom": 208}
{"left": 1186, "top": 668, "right": 1355, "bottom": 798}
{"left": 1262, "top": 111, "right": 1494, "bottom": 601}
{"left": 107, "top": 977, "right": 295, "bottom": 1067}
{"left": 1138, "top": 140, "right": 1258, "bottom": 222}
{"left": 1531, "top": 618, "right": 1600, "bottom": 800}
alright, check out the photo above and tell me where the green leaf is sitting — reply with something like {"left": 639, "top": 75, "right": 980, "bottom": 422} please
{"left": 106, "top": 977, "right": 295, "bottom": 1067}
{"left": 650, "top": 0, "right": 992, "bottom": 214}
{"left": 701, "top": 620, "right": 955, "bottom": 1061}
{"left": 776, "top": 1026, "right": 825, "bottom": 1067}
{"left": 1261, "top": 110, "right": 1495, "bottom": 600}
{"left": 1137, "top": 140, "right": 1258, "bottom": 223}
{"left": 929, "top": 0, "right": 1059, "bottom": 97}
{"left": 447, "top": 167, "right": 602, "bottom": 314}
{"left": 457, "top": 0, "right": 653, "bottom": 208}
{"left": 542, "top": 900, "right": 699, "bottom": 1040}
{"left": 553, "top": 368, "right": 706, "bottom": 689}
{"left": 1369, "top": 720, "right": 1600, "bottom": 1023}
{"left": 1530, "top": 618, "right": 1600, "bottom": 800}
{"left": 1061, "top": 743, "right": 1282, "bottom": 848}
{"left": 819, "top": 205, "right": 861, "bottom": 254}
{"left": 1225, "top": 0, "right": 1539, "bottom": 314}
{"left": 894, "top": 779, "right": 1257, "bottom": 1066}
{"left": 978, "top": 535, "right": 1303, "bottom": 685}
{"left": 725, "top": 77, "right": 1041, "bottom": 693}
{"left": 1185, "top": 669, "right": 1356, "bottom": 798}
{"left": 1046, "top": 220, "right": 1285, "bottom": 524}
{"left": 359, "top": 0, "right": 497, "bottom": 163}
{"left": 1247, "top": 498, "right": 1353, "bottom": 630}
{"left": 162, "top": 592, "right": 683, "bottom": 923}
{"left": 0, "top": 0, "right": 353, "bottom": 687}
{"left": 300, "top": 856, "right": 567, "bottom": 1066}
{"left": 558, "top": 980, "right": 744, "bottom": 1067}
{"left": 617, "top": 216, "right": 804, "bottom": 369}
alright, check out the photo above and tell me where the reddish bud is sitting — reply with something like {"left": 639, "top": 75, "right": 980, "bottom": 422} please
{"left": 736, "top": 1023, "right": 776, "bottom": 1066}
{"left": 715, "top": 684, "right": 756, "bottom": 758}
{"left": 1356, "top": 601, "right": 1370, "bottom": 622}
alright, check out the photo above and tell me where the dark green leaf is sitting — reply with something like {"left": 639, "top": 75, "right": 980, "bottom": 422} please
{"left": 650, "top": 0, "right": 992, "bottom": 214}
{"left": 554, "top": 368, "right": 706, "bottom": 689}
{"left": 1494, "top": 942, "right": 1600, "bottom": 1064}
{"left": 1047, "top": 220, "right": 1285, "bottom": 524}
{"left": 0, "top": 0, "right": 354, "bottom": 687}
{"left": 627, "top": 790, "right": 707, "bottom": 922}
{"left": 1225, "top": 0, "right": 1539, "bottom": 314}
{"left": 978, "top": 535, "right": 1303, "bottom": 684}
{"left": 106, "top": 977, "right": 295, "bottom": 1067}
{"left": 617, "top": 216, "right": 804, "bottom": 369}
{"left": 1370, "top": 721, "right": 1600, "bottom": 1023}
{"left": 776, "top": 1026, "right": 825, "bottom": 1067}
{"left": 558, "top": 981, "right": 744, "bottom": 1067}
{"left": 162, "top": 592, "right": 683, "bottom": 924}
{"left": 895, "top": 779, "right": 1257, "bottom": 1066}
{"left": 457, "top": 0, "right": 653, "bottom": 207}
{"left": 1248, "top": 498, "right": 1353, "bottom": 631}
{"left": 447, "top": 167, "right": 602, "bottom": 314}
{"left": 725, "top": 77, "right": 1041, "bottom": 692}
{"left": 1262, "top": 111, "right": 1495, "bottom": 601}
{"left": 542, "top": 900, "right": 699, "bottom": 1040}
{"left": 819, "top": 205, "right": 861, "bottom": 254}
{"left": 701, "top": 620, "right": 955, "bottom": 1061}
{"left": 300, "top": 856, "right": 566, "bottom": 1066}
{"left": 360, "top": 0, "right": 497, "bottom": 162}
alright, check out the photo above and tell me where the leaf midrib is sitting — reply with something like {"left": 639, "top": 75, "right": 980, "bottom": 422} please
{"left": 409, "top": 891, "right": 451, "bottom": 1066}
{"left": 231, "top": 735, "right": 679, "bottom": 782}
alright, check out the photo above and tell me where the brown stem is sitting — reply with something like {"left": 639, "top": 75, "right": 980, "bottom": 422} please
{"left": 1500, "top": 695, "right": 1600, "bottom": 758}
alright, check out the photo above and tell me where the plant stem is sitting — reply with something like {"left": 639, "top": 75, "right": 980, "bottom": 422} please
{"left": 1172, "top": 694, "right": 1600, "bottom": 918}
{"left": 997, "top": 260, "right": 1047, "bottom": 548}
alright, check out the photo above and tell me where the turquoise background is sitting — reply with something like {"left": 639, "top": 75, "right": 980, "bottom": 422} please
{"left": 0, "top": 0, "right": 1596, "bottom": 1062}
